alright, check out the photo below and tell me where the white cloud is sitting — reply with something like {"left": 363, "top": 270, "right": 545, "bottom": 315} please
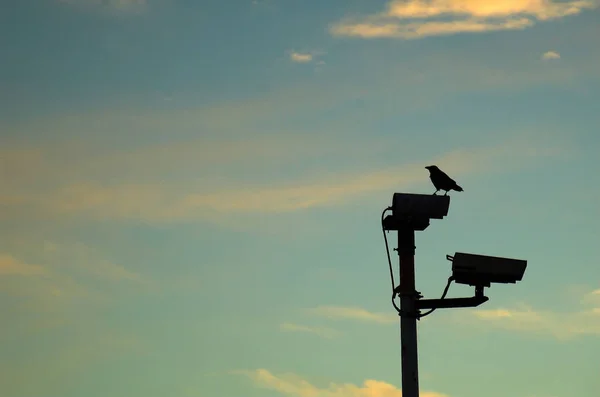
{"left": 239, "top": 369, "right": 449, "bottom": 397}
{"left": 330, "top": 0, "right": 598, "bottom": 39}
{"left": 307, "top": 305, "right": 397, "bottom": 324}
{"left": 279, "top": 323, "right": 340, "bottom": 339}
{"left": 542, "top": 50, "right": 561, "bottom": 60}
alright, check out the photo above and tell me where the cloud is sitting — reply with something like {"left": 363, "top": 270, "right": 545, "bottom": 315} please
{"left": 0, "top": 253, "right": 108, "bottom": 330}
{"left": 0, "top": 135, "right": 567, "bottom": 224}
{"left": 470, "top": 306, "right": 600, "bottom": 339}
{"left": 0, "top": 241, "right": 151, "bottom": 327}
{"left": 238, "top": 369, "right": 449, "bottom": 397}
{"left": 288, "top": 50, "right": 325, "bottom": 64}
{"left": 279, "top": 323, "right": 340, "bottom": 339}
{"left": 59, "top": 0, "right": 147, "bottom": 13}
{"left": 330, "top": 0, "right": 598, "bottom": 39}
{"left": 0, "top": 323, "right": 145, "bottom": 396}
{"left": 581, "top": 288, "right": 600, "bottom": 306}
{"left": 290, "top": 52, "right": 314, "bottom": 63}
{"left": 43, "top": 241, "right": 148, "bottom": 284}
{"left": 307, "top": 306, "right": 397, "bottom": 324}
{"left": 542, "top": 51, "right": 561, "bottom": 60}
{"left": 0, "top": 254, "right": 46, "bottom": 276}
{"left": 0, "top": 247, "right": 151, "bottom": 396}
{"left": 4, "top": 44, "right": 592, "bottom": 158}
{"left": 459, "top": 288, "right": 600, "bottom": 339}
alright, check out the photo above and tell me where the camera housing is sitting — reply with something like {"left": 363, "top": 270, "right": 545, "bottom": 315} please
{"left": 449, "top": 252, "right": 527, "bottom": 287}
{"left": 392, "top": 193, "right": 450, "bottom": 220}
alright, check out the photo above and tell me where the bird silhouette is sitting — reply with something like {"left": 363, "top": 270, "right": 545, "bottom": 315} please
{"left": 425, "top": 165, "right": 463, "bottom": 196}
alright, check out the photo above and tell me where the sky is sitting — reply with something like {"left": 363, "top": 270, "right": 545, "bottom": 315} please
{"left": 1, "top": 1, "right": 600, "bottom": 396}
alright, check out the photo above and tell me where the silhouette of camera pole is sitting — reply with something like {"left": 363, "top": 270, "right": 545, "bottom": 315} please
{"left": 381, "top": 193, "right": 527, "bottom": 397}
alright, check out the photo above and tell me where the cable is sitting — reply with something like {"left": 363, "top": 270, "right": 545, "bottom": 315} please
{"left": 382, "top": 206, "right": 455, "bottom": 319}
{"left": 381, "top": 207, "right": 401, "bottom": 314}
{"left": 418, "top": 276, "right": 454, "bottom": 319}
{"left": 381, "top": 207, "right": 394, "bottom": 291}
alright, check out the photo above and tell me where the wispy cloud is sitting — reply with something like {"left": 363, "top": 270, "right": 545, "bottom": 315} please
{"left": 307, "top": 306, "right": 397, "bottom": 324}
{"left": 0, "top": 254, "right": 46, "bottom": 276}
{"left": 458, "top": 288, "right": 600, "bottom": 339}
{"left": 59, "top": 0, "right": 147, "bottom": 14}
{"left": 238, "top": 369, "right": 449, "bottom": 397}
{"left": 330, "top": 0, "right": 598, "bottom": 39}
{"left": 581, "top": 288, "right": 600, "bottom": 306}
{"left": 4, "top": 46, "right": 591, "bottom": 155}
{"left": 0, "top": 241, "right": 150, "bottom": 328}
{"left": 0, "top": 243, "right": 152, "bottom": 395}
{"left": 542, "top": 50, "right": 561, "bottom": 60}
{"left": 0, "top": 252, "right": 108, "bottom": 330}
{"left": 42, "top": 241, "right": 148, "bottom": 284}
{"left": 1, "top": 135, "right": 567, "bottom": 224}
{"left": 0, "top": 323, "right": 145, "bottom": 396}
{"left": 279, "top": 323, "right": 340, "bottom": 339}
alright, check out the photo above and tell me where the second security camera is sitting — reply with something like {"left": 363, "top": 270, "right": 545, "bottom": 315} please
{"left": 449, "top": 252, "right": 527, "bottom": 287}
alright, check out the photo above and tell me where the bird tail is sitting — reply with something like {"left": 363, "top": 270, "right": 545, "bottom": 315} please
{"left": 455, "top": 185, "right": 464, "bottom": 192}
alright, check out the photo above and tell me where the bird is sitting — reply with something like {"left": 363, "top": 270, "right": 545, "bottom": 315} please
{"left": 425, "top": 165, "right": 463, "bottom": 196}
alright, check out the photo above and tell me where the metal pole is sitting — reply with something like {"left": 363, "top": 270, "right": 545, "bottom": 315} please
{"left": 397, "top": 227, "right": 419, "bottom": 397}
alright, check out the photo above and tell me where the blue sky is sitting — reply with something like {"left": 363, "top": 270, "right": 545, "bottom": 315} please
{"left": 1, "top": 1, "right": 600, "bottom": 397}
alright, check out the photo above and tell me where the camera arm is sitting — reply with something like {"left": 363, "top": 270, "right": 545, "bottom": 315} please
{"left": 416, "top": 285, "right": 489, "bottom": 310}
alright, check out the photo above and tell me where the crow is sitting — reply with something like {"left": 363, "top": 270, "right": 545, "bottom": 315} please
{"left": 425, "top": 165, "right": 463, "bottom": 196}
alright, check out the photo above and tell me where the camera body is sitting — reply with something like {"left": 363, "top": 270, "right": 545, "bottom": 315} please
{"left": 392, "top": 193, "right": 450, "bottom": 220}
{"left": 450, "top": 252, "right": 527, "bottom": 287}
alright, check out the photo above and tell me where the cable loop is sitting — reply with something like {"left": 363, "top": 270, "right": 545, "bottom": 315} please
{"left": 381, "top": 206, "right": 455, "bottom": 319}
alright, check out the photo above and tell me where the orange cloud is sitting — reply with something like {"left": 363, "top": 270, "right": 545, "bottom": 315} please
{"left": 0, "top": 254, "right": 46, "bottom": 276}
{"left": 1, "top": 136, "right": 567, "bottom": 223}
{"left": 386, "top": 0, "right": 593, "bottom": 20}
{"left": 331, "top": 0, "right": 597, "bottom": 39}
{"left": 240, "top": 369, "right": 449, "bottom": 397}
{"left": 290, "top": 52, "right": 314, "bottom": 63}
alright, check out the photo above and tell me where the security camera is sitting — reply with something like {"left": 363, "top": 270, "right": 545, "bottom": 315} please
{"left": 392, "top": 193, "right": 450, "bottom": 220}
{"left": 448, "top": 252, "right": 527, "bottom": 287}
